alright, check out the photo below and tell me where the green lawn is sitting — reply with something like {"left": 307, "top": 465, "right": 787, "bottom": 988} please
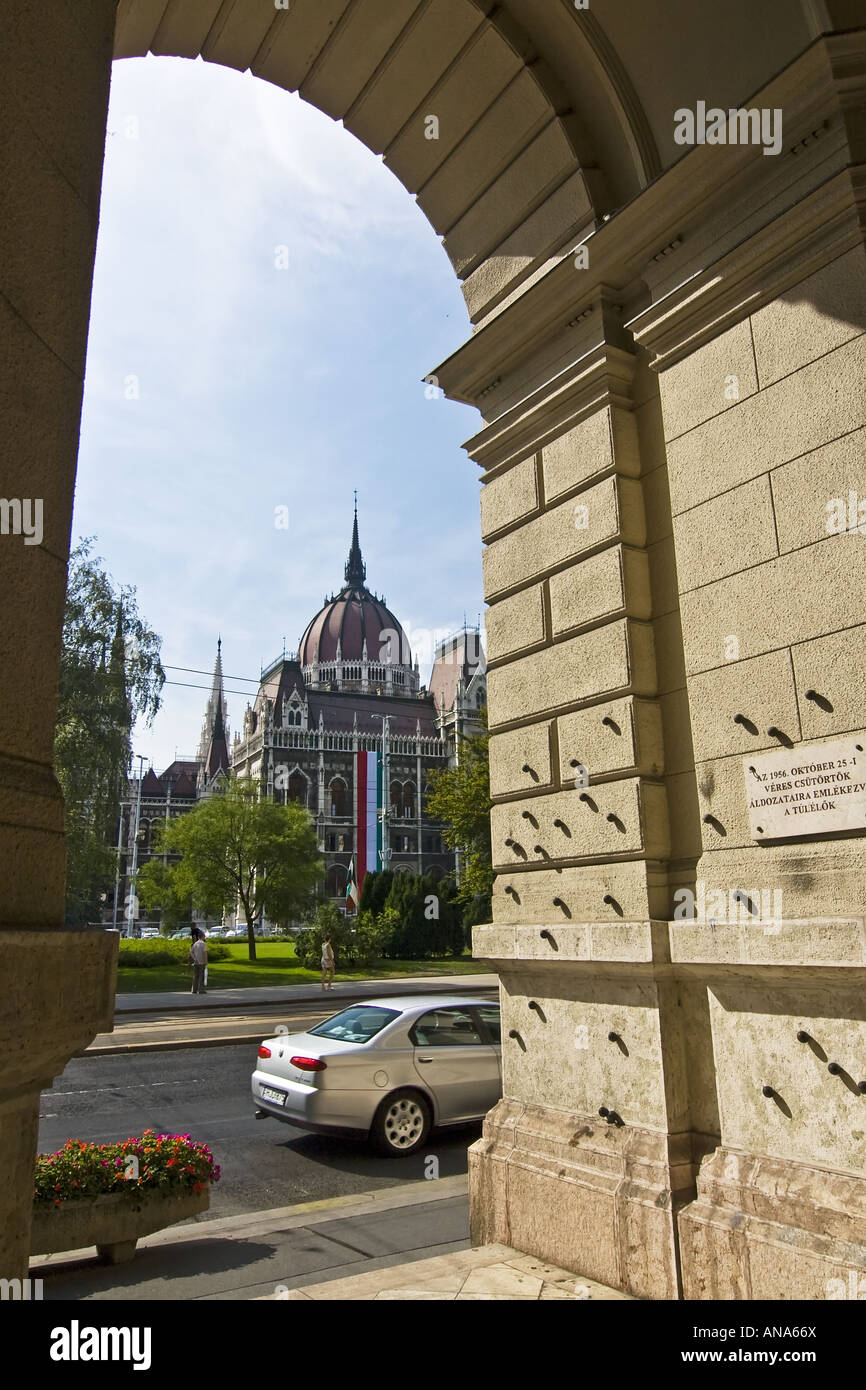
{"left": 116, "top": 940, "right": 489, "bottom": 993}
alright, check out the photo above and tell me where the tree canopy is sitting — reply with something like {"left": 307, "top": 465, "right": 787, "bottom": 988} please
{"left": 156, "top": 778, "right": 322, "bottom": 958}
{"left": 425, "top": 710, "right": 493, "bottom": 905}
{"left": 55, "top": 538, "right": 164, "bottom": 923}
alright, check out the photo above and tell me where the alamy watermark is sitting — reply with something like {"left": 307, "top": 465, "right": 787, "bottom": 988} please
{"left": 674, "top": 102, "right": 783, "bottom": 156}
{"left": 0, "top": 497, "right": 43, "bottom": 545}
{"left": 674, "top": 881, "right": 784, "bottom": 932}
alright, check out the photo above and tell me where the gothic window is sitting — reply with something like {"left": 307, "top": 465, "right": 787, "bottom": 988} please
{"left": 325, "top": 864, "right": 346, "bottom": 898}
{"left": 329, "top": 777, "right": 348, "bottom": 818}
{"left": 476, "top": 687, "right": 485, "bottom": 708}
{"left": 288, "top": 772, "right": 307, "bottom": 806}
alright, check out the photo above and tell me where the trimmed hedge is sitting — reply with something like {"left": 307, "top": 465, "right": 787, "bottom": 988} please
{"left": 117, "top": 939, "right": 231, "bottom": 968}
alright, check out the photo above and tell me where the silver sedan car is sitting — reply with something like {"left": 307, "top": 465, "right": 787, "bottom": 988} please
{"left": 252, "top": 995, "right": 501, "bottom": 1156}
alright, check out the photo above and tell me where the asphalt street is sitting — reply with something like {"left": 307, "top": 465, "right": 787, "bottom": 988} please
{"left": 38, "top": 1015, "right": 483, "bottom": 1221}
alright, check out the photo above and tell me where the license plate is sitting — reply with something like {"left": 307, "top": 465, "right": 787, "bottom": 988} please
{"left": 259, "top": 1085, "right": 286, "bottom": 1105}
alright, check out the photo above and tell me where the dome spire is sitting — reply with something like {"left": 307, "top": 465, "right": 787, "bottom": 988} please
{"left": 344, "top": 492, "right": 366, "bottom": 589}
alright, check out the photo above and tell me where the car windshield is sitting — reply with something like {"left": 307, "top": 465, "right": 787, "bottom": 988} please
{"left": 309, "top": 1005, "right": 400, "bottom": 1044}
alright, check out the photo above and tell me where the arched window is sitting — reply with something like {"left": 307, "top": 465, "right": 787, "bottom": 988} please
{"left": 288, "top": 772, "right": 307, "bottom": 806}
{"left": 329, "top": 777, "right": 348, "bottom": 818}
{"left": 325, "top": 864, "right": 347, "bottom": 899}
{"left": 402, "top": 781, "right": 415, "bottom": 819}
{"left": 476, "top": 687, "right": 485, "bottom": 708}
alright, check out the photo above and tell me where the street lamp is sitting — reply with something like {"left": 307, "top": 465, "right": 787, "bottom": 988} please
{"left": 126, "top": 753, "right": 148, "bottom": 938}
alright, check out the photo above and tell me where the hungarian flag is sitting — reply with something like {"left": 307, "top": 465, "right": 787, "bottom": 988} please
{"left": 345, "top": 857, "right": 358, "bottom": 913}
{"left": 355, "top": 750, "right": 381, "bottom": 893}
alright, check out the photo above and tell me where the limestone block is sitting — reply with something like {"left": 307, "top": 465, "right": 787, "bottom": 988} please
{"left": 647, "top": 538, "right": 679, "bottom": 617}
{"left": 300, "top": 0, "right": 420, "bottom": 121}
{"left": 483, "top": 476, "right": 646, "bottom": 600}
{"left": 471, "top": 1098, "right": 684, "bottom": 1298}
{"left": 666, "top": 335, "right": 865, "bottom": 515}
{"left": 461, "top": 171, "right": 592, "bottom": 324}
{"left": 680, "top": 536, "right": 864, "bottom": 674}
{"left": 0, "top": 544, "right": 69, "bottom": 760}
{"left": 641, "top": 463, "right": 675, "bottom": 547}
{"left": 651, "top": 610, "right": 688, "bottom": 694}
{"left": 343, "top": 0, "right": 481, "bottom": 152}
{"left": 689, "top": 842, "right": 866, "bottom": 921}
{"left": 385, "top": 24, "right": 522, "bottom": 191}
{"left": 489, "top": 721, "right": 553, "bottom": 798}
{"left": 549, "top": 545, "right": 651, "bottom": 636}
{"left": 664, "top": 769, "right": 703, "bottom": 861}
{"left": 492, "top": 860, "right": 669, "bottom": 925}
{"left": 491, "top": 779, "right": 670, "bottom": 867}
{"left": 771, "top": 428, "right": 866, "bottom": 554}
{"left": 658, "top": 689, "right": 693, "bottom": 776}
{"left": 487, "top": 620, "right": 657, "bottom": 727}
{"left": 485, "top": 584, "right": 545, "bottom": 662}
{"left": 686, "top": 648, "right": 800, "bottom": 763}
{"left": 557, "top": 696, "right": 665, "bottom": 781}
{"left": 416, "top": 68, "right": 551, "bottom": 231}
{"left": 0, "top": 298, "right": 81, "bottom": 555}
{"left": 706, "top": 982, "right": 866, "bottom": 1174}
{"left": 659, "top": 319, "right": 758, "bottom": 441}
{"left": 480, "top": 455, "right": 539, "bottom": 540}
{"left": 252, "top": 0, "right": 353, "bottom": 92}
{"left": 149, "top": 0, "right": 224, "bottom": 58}
{"left": 474, "top": 920, "right": 667, "bottom": 965}
{"left": 669, "top": 917, "right": 866, "bottom": 968}
{"left": 793, "top": 624, "right": 866, "bottom": 740}
{"left": 694, "top": 753, "right": 755, "bottom": 851}
{"left": 751, "top": 247, "right": 866, "bottom": 388}
{"left": 0, "top": 111, "right": 100, "bottom": 372}
{"left": 4, "top": 0, "right": 114, "bottom": 207}
{"left": 498, "top": 977, "right": 668, "bottom": 1127}
{"left": 542, "top": 406, "right": 640, "bottom": 504}
{"left": 673, "top": 476, "right": 778, "bottom": 592}
{"left": 445, "top": 122, "right": 578, "bottom": 277}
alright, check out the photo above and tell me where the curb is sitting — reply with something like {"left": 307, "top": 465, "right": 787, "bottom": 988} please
{"left": 82, "top": 1033, "right": 270, "bottom": 1057}
{"left": 115, "top": 977, "right": 498, "bottom": 1016}
{"left": 30, "top": 1174, "right": 470, "bottom": 1273}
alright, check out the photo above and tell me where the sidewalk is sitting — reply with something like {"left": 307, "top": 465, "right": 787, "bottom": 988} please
{"left": 114, "top": 974, "right": 500, "bottom": 1015}
{"left": 30, "top": 1176, "right": 628, "bottom": 1302}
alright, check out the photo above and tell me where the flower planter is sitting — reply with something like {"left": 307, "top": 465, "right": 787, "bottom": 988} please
{"left": 31, "top": 1186, "right": 210, "bottom": 1264}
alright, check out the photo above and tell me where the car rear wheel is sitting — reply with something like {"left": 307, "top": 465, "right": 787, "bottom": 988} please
{"left": 371, "top": 1089, "right": 431, "bottom": 1157}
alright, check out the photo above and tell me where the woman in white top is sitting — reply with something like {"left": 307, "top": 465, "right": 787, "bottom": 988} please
{"left": 320, "top": 934, "right": 335, "bottom": 992}
{"left": 189, "top": 929, "right": 208, "bottom": 994}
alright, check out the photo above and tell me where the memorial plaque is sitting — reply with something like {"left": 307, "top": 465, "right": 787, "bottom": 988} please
{"left": 744, "top": 735, "right": 866, "bottom": 840}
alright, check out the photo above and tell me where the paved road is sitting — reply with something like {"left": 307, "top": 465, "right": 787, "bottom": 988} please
{"left": 38, "top": 1020, "right": 484, "bottom": 1221}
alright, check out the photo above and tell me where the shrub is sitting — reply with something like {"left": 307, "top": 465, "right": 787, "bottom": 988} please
{"left": 34, "top": 1131, "right": 220, "bottom": 1205}
{"left": 117, "top": 939, "right": 231, "bottom": 968}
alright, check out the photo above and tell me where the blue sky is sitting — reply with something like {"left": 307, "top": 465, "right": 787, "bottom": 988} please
{"left": 75, "top": 55, "right": 483, "bottom": 772}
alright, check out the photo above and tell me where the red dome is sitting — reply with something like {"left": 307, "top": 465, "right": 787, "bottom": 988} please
{"left": 299, "top": 589, "right": 410, "bottom": 666}
{"left": 298, "top": 508, "right": 412, "bottom": 668}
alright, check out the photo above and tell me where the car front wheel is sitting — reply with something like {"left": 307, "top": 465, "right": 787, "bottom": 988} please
{"left": 371, "top": 1089, "right": 431, "bottom": 1157}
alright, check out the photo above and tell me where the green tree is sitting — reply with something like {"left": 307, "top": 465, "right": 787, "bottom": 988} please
{"left": 159, "top": 778, "right": 322, "bottom": 959}
{"left": 135, "top": 856, "right": 193, "bottom": 931}
{"left": 55, "top": 538, "right": 165, "bottom": 923}
{"left": 425, "top": 711, "right": 493, "bottom": 906}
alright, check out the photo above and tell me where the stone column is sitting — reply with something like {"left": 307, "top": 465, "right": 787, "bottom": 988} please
{"left": 437, "top": 287, "right": 708, "bottom": 1298}
{"left": 0, "top": 1, "right": 119, "bottom": 1278}
{"left": 629, "top": 34, "right": 866, "bottom": 1299}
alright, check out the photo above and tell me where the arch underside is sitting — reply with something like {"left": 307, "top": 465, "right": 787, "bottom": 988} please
{"left": 113, "top": 0, "right": 813, "bottom": 328}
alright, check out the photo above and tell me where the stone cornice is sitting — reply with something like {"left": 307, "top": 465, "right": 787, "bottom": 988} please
{"left": 433, "top": 32, "right": 865, "bottom": 404}
{"left": 628, "top": 164, "right": 866, "bottom": 369}
{"left": 463, "top": 331, "right": 636, "bottom": 476}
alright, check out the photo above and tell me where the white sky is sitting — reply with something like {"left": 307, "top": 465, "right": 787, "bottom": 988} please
{"left": 75, "top": 55, "right": 484, "bottom": 772}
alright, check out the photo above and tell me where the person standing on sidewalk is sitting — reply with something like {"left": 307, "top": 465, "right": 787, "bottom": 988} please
{"left": 320, "top": 934, "right": 335, "bottom": 992}
{"left": 189, "top": 928, "right": 208, "bottom": 994}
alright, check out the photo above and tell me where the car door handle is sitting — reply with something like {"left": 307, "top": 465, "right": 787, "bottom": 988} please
{"left": 417, "top": 1056, "right": 435, "bottom": 1063}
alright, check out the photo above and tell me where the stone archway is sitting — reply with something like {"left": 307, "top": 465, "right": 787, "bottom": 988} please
{"left": 2, "top": 0, "right": 865, "bottom": 1299}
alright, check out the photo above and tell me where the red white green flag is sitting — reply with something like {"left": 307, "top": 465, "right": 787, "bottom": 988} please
{"left": 354, "top": 751, "right": 381, "bottom": 893}
{"left": 345, "top": 856, "right": 358, "bottom": 913}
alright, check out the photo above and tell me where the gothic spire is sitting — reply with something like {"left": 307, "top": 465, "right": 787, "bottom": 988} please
{"left": 198, "top": 637, "right": 230, "bottom": 780}
{"left": 344, "top": 495, "right": 366, "bottom": 590}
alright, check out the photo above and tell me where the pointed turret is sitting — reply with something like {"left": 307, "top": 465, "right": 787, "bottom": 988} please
{"left": 198, "top": 638, "right": 230, "bottom": 787}
{"left": 344, "top": 497, "right": 366, "bottom": 590}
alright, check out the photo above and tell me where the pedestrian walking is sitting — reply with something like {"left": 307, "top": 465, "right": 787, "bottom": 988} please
{"left": 189, "top": 928, "right": 208, "bottom": 994}
{"left": 321, "top": 934, "right": 335, "bottom": 992}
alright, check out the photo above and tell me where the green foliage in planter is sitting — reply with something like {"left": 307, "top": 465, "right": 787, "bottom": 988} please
{"left": 34, "top": 1131, "right": 221, "bottom": 1204}
{"left": 117, "top": 939, "right": 231, "bottom": 968}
